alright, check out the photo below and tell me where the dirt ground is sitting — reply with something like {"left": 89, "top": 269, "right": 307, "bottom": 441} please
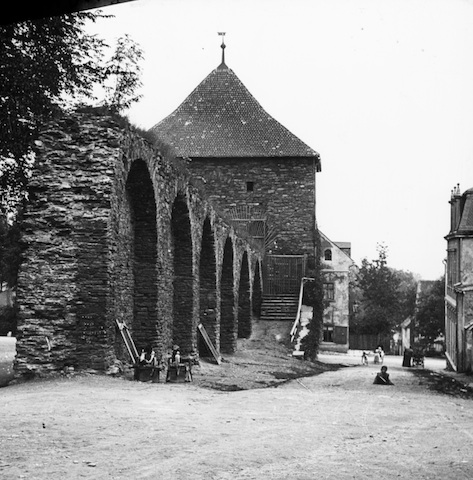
{"left": 2, "top": 321, "right": 473, "bottom": 480}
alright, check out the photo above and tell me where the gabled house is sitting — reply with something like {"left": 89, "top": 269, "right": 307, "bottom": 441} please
{"left": 319, "top": 233, "right": 354, "bottom": 352}
{"left": 445, "top": 185, "right": 473, "bottom": 372}
{"left": 151, "top": 42, "right": 321, "bottom": 321}
{"left": 290, "top": 233, "right": 353, "bottom": 354}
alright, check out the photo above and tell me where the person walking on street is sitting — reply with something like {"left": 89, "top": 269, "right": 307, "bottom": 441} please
{"left": 403, "top": 346, "right": 413, "bottom": 367}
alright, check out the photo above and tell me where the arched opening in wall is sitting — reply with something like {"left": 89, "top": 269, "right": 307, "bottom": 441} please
{"left": 125, "top": 159, "right": 158, "bottom": 351}
{"left": 198, "top": 217, "right": 218, "bottom": 357}
{"left": 237, "top": 252, "right": 251, "bottom": 338}
{"left": 252, "top": 261, "right": 262, "bottom": 319}
{"left": 171, "top": 194, "right": 193, "bottom": 354}
{"left": 220, "top": 237, "right": 235, "bottom": 354}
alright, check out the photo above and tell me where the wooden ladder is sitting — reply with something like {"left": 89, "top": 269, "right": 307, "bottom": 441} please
{"left": 116, "top": 320, "right": 139, "bottom": 364}
{"left": 198, "top": 323, "right": 221, "bottom": 365}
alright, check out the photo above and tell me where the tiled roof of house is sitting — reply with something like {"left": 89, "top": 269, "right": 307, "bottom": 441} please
{"left": 150, "top": 62, "right": 320, "bottom": 162}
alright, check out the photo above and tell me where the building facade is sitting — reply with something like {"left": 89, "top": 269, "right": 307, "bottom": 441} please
{"left": 320, "top": 233, "right": 354, "bottom": 353}
{"left": 445, "top": 185, "right": 473, "bottom": 372}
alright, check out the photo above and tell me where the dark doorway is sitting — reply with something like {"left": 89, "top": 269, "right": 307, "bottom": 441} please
{"left": 171, "top": 194, "right": 193, "bottom": 354}
{"left": 238, "top": 252, "right": 251, "bottom": 338}
{"left": 198, "top": 217, "right": 218, "bottom": 357}
{"left": 220, "top": 237, "right": 235, "bottom": 353}
{"left": 125, "top": 160, "right": 158, "bottom": 350}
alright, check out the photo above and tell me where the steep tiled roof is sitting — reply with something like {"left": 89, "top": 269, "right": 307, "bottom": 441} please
{"left": 150, "top": 63, "right": 320, "bottom": 162}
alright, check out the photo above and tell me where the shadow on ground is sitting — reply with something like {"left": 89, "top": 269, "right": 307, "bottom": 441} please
{"left": 412, "top": 369, "right": 473, "bottom": 400}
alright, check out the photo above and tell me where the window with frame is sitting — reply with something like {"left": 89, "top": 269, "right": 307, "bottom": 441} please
{"left": 324, "top": 249, "right": 332, "bottom": 261}
{"left": 323, "top": 325, "right": 334, "bottom": 342}
{"left": 323, "top": 282, "right": 335, "bottom": 301}
{"left": 447, "top": 249, "right": 457, "bottom": 287}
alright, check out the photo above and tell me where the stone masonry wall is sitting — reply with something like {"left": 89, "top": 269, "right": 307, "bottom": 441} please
{"left": 15, "top": 112, "right": 262, "bottom": 376}
{"left": 16, "top": 114, "right": 122, "bottom": 374}
{"left": 187, "top": 157, "right": 317, "bottom": 255}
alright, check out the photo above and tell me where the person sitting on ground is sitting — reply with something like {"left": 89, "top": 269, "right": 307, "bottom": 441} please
{"left": 139, "top": 344, "right": 156, "bottom": 367}
{"left": 373, "top": 365, "right": 394, "bottom": 385}
{"left": 134, "top": 344, "right": 157, "bottom": 381}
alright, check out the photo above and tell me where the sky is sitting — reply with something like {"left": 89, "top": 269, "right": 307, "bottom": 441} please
{"left": 86, "top": 0, "right": 473, "bottom": 280}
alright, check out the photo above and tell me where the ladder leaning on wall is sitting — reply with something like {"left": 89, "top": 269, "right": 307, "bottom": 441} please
{"left": 115, "top": 320, "right": 139, "bottom": 364}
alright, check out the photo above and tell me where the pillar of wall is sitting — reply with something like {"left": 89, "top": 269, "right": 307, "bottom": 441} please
{"left": 16, "top": 114, "right": 122, "bottom": 375}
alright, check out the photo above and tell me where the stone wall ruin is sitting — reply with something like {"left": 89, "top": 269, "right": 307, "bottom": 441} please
{"left": 14, "top": 112, "right": 263, "bottom": 376}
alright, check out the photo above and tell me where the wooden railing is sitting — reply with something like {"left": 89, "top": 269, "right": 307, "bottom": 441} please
{"left": 290, "top": 277, "right": 311, "bottom": 343}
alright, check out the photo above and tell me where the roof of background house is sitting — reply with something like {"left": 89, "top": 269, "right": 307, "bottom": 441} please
{"left": 320, "top": 232, "right": 354, "bottom": 263}
{"left": 334, "top": 241, "right": 351, "bottom": 250}
{"left": 459, "top": 188, "right": 473, "bottom": 233}
{"left": 150, "top": 61, "right": 320, "bottom": 163}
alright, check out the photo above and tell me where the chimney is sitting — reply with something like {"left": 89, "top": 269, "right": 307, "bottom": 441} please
{"left": 450, "top": 183, "right": 462, "bottom": 233}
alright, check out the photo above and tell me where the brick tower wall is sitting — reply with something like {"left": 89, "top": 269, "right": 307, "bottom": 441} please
{"left": 186, "top": 157, "right": 317, "bottom": 255}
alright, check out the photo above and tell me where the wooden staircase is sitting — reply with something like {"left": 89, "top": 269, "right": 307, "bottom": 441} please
{"left": 260, "top": 294, "right": 299, "bottom": 321}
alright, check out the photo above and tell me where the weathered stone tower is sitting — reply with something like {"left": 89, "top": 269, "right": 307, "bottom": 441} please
{"left": 151, "top": 42, "right": 321, "bottom": 314}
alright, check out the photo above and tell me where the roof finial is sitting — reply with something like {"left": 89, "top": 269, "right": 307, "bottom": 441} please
{"left": 218, "top": 32, "right": 226, "bottom": 66}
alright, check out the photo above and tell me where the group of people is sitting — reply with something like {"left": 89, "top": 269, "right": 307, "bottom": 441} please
{"left": 361, "top": 345, "right": 385, "bottom": 366}
{"left": 134, "top": 344, "right": 193, "bottom": 383}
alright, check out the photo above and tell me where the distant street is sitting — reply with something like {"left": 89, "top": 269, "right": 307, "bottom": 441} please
{"left": 318, "top": 351, "right": 447, "bottom": 372}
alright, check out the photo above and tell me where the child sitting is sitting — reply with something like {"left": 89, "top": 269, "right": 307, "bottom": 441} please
{"left": 373, "top": 365, "right": 394, "bottom": 385}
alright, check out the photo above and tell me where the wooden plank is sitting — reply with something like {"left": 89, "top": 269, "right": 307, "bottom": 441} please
{"left": 198, "top": 323, "right": 221, "bottom": 365}
{"left": 116, "top": 320, "right": 139, "bottom": 364}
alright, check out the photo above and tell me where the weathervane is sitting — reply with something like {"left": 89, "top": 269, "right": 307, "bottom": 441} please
{"left": 218, "top": 32, "right": 226, "bottom": 65}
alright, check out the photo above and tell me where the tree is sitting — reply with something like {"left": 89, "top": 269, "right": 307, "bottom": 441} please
{"left": 415, "top": 277, "right": 445, "bottom": 347}
{"left": 0, "top": 13, "right": 108, "bottom": 213}
{"left": 0, "top": 214, "right": 22, "bottom": 289}
{"left": 392, "top": 267, "right": 418, "bottom": 323}
{"left": 0, "top": 14, "right": 143, "bottom": 214}
{"left": 351, "top": 244, "right": 416, "bottom": 336}
{"left": 102, "top": 34, "right": 143, "bottom": 114}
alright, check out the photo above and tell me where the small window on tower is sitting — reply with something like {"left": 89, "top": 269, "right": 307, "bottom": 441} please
{"left": 246, "top": 181, "right": 254, "bottom": 192}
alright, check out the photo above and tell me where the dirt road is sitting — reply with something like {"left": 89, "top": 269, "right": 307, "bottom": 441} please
{"left": 2, "top": 341, "right": 473, "bottom": 480}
